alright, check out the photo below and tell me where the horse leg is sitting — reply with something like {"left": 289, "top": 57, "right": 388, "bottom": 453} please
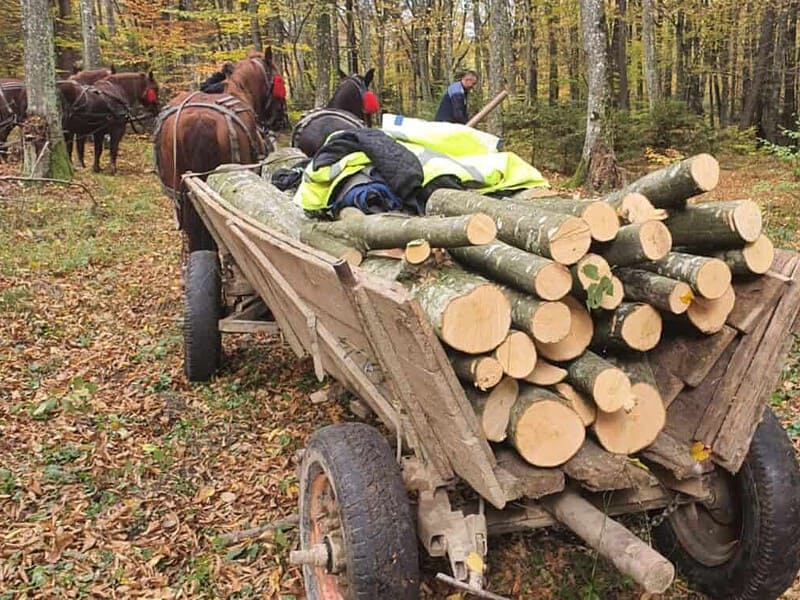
{"left": 107, "top": 125, "right": 124, "bottom": 175}
{"left": 77, "top": 135, "right": 88, "bottom": 169}
{"left": 92, "top": 132, "right": 103, "bottom": 172}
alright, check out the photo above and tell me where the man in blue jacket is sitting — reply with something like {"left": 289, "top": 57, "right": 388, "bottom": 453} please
{"left": 434, "top": 70, "right": 479, "bottom": 124}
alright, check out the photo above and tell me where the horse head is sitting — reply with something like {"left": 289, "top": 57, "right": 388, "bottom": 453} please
{"left": 329, "top": 67, "right": 379, "bottom": 126}
{"left": 226, "top": 46, "right": 288, "bottom": 132}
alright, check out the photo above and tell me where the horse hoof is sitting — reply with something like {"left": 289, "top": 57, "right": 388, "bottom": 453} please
{"left": 92, "top": 166, "right": 101, "bottom": 173}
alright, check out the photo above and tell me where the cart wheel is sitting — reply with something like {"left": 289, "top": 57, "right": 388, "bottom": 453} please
{"left": 297, "top": 423, "right": 419, "bottom": 600}
{"left": 653, "top": 407, "right": 800, "bottom": 600}
{"left": 184, "top": 250, "right": 222, "bottom": 382}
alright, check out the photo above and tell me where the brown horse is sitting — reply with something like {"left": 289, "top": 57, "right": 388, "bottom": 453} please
{"left": 60, "top": 71, "right": 160, "bottom": 173}
{"left": 0, "top": 79, "right": 26, "bottom": 160}
{"left": 69, "top": 65, "right": 116, "bottom": 85}
{"left": 328, "top": 68, "right": 379, "bottom": 127}
{"left": 154, "top": 47, "right": 287, "bottom": 251}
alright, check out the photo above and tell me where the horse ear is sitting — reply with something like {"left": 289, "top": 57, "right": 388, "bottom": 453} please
{"left": 71, "top": 64, "right": 80, "bottom": 74}
{"left": 364, "top": 68, "right": 375, "bottom": 88}
{"left": 109, "top": 64, "right": 116, "bottom": 74}
{"left": 148, "top": 70, "right": 155, "bottom": 82}
{"left": 263, "top": 46, "right": 273, "bottom": 64}
{"left": 337, "top": 67, "right": 347, "bottom": 79}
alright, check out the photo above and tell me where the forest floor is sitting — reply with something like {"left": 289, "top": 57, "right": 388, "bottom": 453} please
{"left": 1, "top": 136, "right": 799, "bottom": 599}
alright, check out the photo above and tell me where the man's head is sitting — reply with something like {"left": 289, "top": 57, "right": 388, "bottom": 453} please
{"left": 461, "top": 70, "right": 478, "bottom": 90}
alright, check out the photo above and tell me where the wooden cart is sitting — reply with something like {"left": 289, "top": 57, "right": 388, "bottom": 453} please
{"left": 182, "top": 172, "right": 800, "bottom": 600}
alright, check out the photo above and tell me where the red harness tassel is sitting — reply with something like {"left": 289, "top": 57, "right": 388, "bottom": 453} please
{"left": 363, "top": 90, "right": 380, "bottom": 114}
{"left": 271, "top": 74, "right": 286, "bottom": 99}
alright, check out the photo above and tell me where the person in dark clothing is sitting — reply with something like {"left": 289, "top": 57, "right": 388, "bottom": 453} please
{"left": 199, "top": 62, "right": 234, "bottom": 94}
{"left": 434, "top": 70, "right": 478, "bottom": 124}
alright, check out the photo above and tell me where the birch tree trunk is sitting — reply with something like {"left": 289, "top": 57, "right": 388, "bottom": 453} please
{"left": 249, "top": 0, "right": 261, "bottom": 51}
{"left": 103, "top": 0, "right": 115, "bottom": 37}
{"left": 487, "top": 0, "right": 505, "bottom": 136}
{"left": 79, "top": 0, "right": 102, "bottom": 68}
{"left": 642, "top": 0, "right": 660, "bottom": 110}
{"left": 22, "top": 0, "right": 71, "bottom": 179}
{"left": 314, "top": 1, "right": 332, "bottom": 108}
{"left": 575, "top": 0, "right": 620, "bottom": 191}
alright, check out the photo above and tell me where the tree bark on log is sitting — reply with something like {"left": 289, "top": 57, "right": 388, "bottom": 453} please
{"left": 426, "top": 188, "right": 592, "bottom": 265}
{"left": 603, "top": 191, "right": 667, "bottom": 224}
{"left": 260, "top": 147, "right": 308, "bottom": 180}
{"left": 638, "top": 252, "right": 732, "bottom": 300}
{"left": 592, "top": 302, "right": 663, "bottom": 352}
{"left": 523, "top": 359, "right": 568, "bottom": 385}
{"left": 615, "top": 268, "right": 694, "bottom": 314}
{"left": 599, "top": 221, "right": 672, "bottom": 267}
{"left": 449, "top": 241, "right": 572, "bottom": 301}
{"left": 562, "top": 438, "right": 656, "bottom": 491}
{"left": 566, "top": 350, "right": 632, "bottom": 413}
{"left": 605, "top": 154, "right": 720, "bottom": 209}
{"left": 542, "top": 490, "right": 675, "bottom": 593}
{"left": 448, "top": 350, "right": 504, "bottom": 391}
{"left": 509, "top": 195, "right": 620, "bottom": 242}
{"left": 493, "top": 330, "right": 538, "bottom": 378}
{"left": 665, "top": 200, "right": 762, "bottom": 246}
{"left": 501, "top": 287, "right": 572, "bottom": 344}
{"left": 711, "top": 234, "right": 774, "bottom": 275}
{"left": 207, "top": 170, "right": 362, "bottom": 265}
{"left": 535, "top": 295, "right": 594, "bottom": 361}
{"left": 465, "top": 376, "right": 519, "bottom": 442}
{"left": 508, "top": 384, "right": 586, "bottom": 467}
{"left": 311, "top": 213, "right": 497, "bottom": 250}
{"left": 686, "top": 285, "right": 736, "bottom": 334}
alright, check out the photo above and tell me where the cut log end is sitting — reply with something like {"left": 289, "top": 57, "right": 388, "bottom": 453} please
{"left": 687, "top": 285, "right": 736, "bottom": 334}
{"left": 600, "top": 275, "right": 624, "bottom": 310}
{"left": 536, "top": 296, "right": 594, "bottom": 361}
{"left": 536, "top": 263, "right": 574, "bottom": 301}
{"left": 531, "top": 301, "right": 572, "bottom": 344}
{"left": 690, "top": 153, "right": 721, "bottom": 192}
{"left": 472, "top": 357, "right": 504, "bottom": 391}
{"left": 616, "top": 192, "right": 667, "bottom": 223}
{"left": 594, "top": 381, "right": 666, "bottom": 454}
{"left": 640, "top": 220, "right": 673, "bottom": 261}
{"left": 742, "top": 235, "right": 775, "bottom": 275}
{"left": 574, "top": 254, "right": 612, "bottom": 291}
{"left": 731, "top": 200, "right": 764, "bottom": 243}
{"left": 338, "top": 206, "right": 365, "bottom": 221}
{"left": 550, "top": 216, "right": 593, "bottom": 265}
{"left": 404, "top": 239, "right": 432, "bottom": 265}
{"left": 441, "top": 284, "right": 511, "bottom": 354}
{"left": 494, "top": 330, "right": 537, "bottom": 378}
{"left": 620, "top": 303, "right": 663, "bottom": 351}
{"left": 524, "top": 359, "right": 568, "bottom": 385}
{"left": 668, "top": 281, "right": 695, "bottom": 314}
{"left": 512, "top": 399, "right": 586, "bottom": 466}
{"left": 340, "top": 247, "right": 364, "bottom": 266}
{"left": 593, "top": 367, "right": 633, "bottom": 413}
{"left": 478, "top": 377, "right": 519, "bottom": 442}
{"left": 554, "top": 382, "right": 597, "bottom": 426}
{"left": 696, "top": 258, "right": 733, "bottom": 299}
{"left": 583, "top": 201, "right": 621, "bottom": 242}
{"left": 466, "top": 213, "right": 498, "bottom": 245}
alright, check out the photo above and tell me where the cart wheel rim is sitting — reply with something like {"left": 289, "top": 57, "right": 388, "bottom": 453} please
{"left": 309, "top": 470, "right": 346, "bottom": 600}
{"left": 668, "top": 468, "right": 742, "bottom": 567}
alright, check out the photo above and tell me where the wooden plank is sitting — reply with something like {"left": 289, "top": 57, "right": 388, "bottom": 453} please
{"left": 713, "top": 256, "right": 800, "bottom": 471}
{"left": 494, "top": 448, "right": 565, "bottom": 501}
{"left": 650, "top": 361, "right": 685, "bottom": 408}
{"left": 217, "top": 319, "right": 282, "bottom": 335}
{"left": 639, "top": 430, "right": 704, "bottom": 480}
{"left": 728, "top": 271, "right": 789, "bottom": 333}
{"left": 562, "top": 438, "right": 656, "bottom": 492}
{"left": 648, "top": 325, "right": 738, "bottom": 387}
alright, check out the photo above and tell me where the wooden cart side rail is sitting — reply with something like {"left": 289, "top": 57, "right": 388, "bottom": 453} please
{"left": 185, "top": 177, "right": 507, "bottom": 508}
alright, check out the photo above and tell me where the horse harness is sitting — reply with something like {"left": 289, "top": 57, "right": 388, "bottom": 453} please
{"left": 0, "top": 81, "right": 24, "bottom": 129}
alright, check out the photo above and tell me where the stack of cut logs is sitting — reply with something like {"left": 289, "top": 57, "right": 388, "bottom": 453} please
{"left": 208, "top": 152, "right": 774, "bottom": 470}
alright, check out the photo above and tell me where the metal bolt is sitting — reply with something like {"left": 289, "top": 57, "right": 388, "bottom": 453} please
{"left": 289, "top": 543, "right": 329, "bottom": 567}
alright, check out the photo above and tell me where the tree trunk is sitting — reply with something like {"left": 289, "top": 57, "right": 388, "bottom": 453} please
{"left": 492, "top": 330, "right": 537, "bottom": 378}
{"left": 509, "top": 194, "right": 620, "bottom": 242}
{"left": 523, "top": 359, "right": 567, "bottom": 386}
{"left": 79, "top": 0, "right": 102, "bottom": 68}
{"left": 603, "top": 191, "right": 665, "bottom": 224}
{"left": 55, "top": 0, "right": 80, "bottom": 73}
{"left": 547, "top": 0, "right": 559, "bottom": 106}
{"left": 642, "top": 0, "right": 660, "bottom": 109}
{"left": 711, "top": 235, "right": 775, "bottom": 276}
{"left": 449, "top": 350, "right": 504, "bottom": 391}
{"left": 614, "top": 268, "right": 693, "bottom": 314}
{"left": 599, "top": 221, "right": 673, "bottom": 267}
{"left": 426, "top": 189, "right": 592, "bottom": 265}
{"left": 248, "top": 0, "right": 261, "bottom": 51}
{"left": 314, "top": 1, "right": 332, "bottom": 108}
{"left": 535, "top": 295, "right": 593, "bottom": 362}
{"left": 501, "top": 287, "right": 572, "bottom": 344}
{"left": 553, "top": 382, "right": 596, "bottom": 426}
{"left": 103, "top": 0, "right": 115, "bottom": 36}
{"left": 487, "top": 0, "right": 505, "bottom": 135}
{"left": 575, "top": 0, "right": 621, "bottom": 192}
{"left": 592, "top": 302, "right": 663, "bottom": 353}
{"left": 566, "top": 350, "right": 632, "bottom": 413}
{"left": 666, "top": 200, "right": 763, "bottom": 246}
{"left": 508, "top": 384, "right": 586, "bottom": 467}
{"left": 344, "top": 0, "right": 358, "bottom": 73}
{"left": 525, "top": 0, "right": 539, "bottom": 103}
{"left": 611, "top": 0, "right": 629, "bottom": 110}
{"left": 466, "top": 377, "right": 519, "bottom": 441}
{"left": 782, "top": 2, "right": 799, "bottom": 133}
{"left": 22, "top": 0, "right": 71, "bottom": 180}
{"left": 686, "top": 285, "right": 736, "bottom": 334}
{"left": 740, "top": 5, "right": 777, "bottom": 129}
{"left": 638, "top": 252, "right": 732, "bottom": 300}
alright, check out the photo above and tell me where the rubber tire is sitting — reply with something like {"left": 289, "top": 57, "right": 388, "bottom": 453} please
{"left": 184, "top": 250, "right": 222, "bottom": 382}
{"left": 299, "top": 423, "right": 419, "bottom": 600}
{"left": 653, "top": 407, "right": 800, "bottom": 600}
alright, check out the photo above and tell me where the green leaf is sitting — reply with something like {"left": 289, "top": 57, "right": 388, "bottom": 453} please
{"left": 581, "top": 263, "right": 600, "bottom": 281}
{"left": 31, "top": 397, "right": 58, "bottom": 419}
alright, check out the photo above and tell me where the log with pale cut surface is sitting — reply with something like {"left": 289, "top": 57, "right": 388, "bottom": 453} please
{"left": 686, "top": 285, "right": 736, "bottom": 334}
{"left": 712, "top": 234, "right": 775, "bottom": 276}
{"left": 599, "top": 221, "right": 672, "bottom": 267}
{"left": 570, "top": 254, "right": 623, "bottom": 310}
{"left": 666, "top": 199, "right": 762, "bottom": 246}
{"left": 501, "top": 287, "right": 572, "bottom": 344}
{"left": 523, "top": 359, "right": 568, "bottom": 385}
{"left": 592, "top": 302, "right": 663, "bottom": 352}
{"left": 508, "top": 384, "right": 586, "bottom": 467}
{"left": 447, "top": 349, "right": 504, "bottom": 391}
{"left": 465, "top": 376, "right": 519, "bottom": 442}
{"left": 605, "top": 153, "right": 720, "bottom": 209}
{"left": 449, "top": 241, "right": 572, "bottom": 300}
{"left": 493, "top": 330, "right": 537, "bottom": 378}
{"left": 535, "top": 295, "right": 594, "bottom": 361}
{"left": 638, "top": 252, "right": 732, "bottom": 299}
{"left": 553, "top": 382, "right": 596, "bottom": 426}
{"left": 614, "top": 268, "right": 694, "bottom": 314}
{"left": 603, "top": 191, "right": 667, "bottom": 224}
{"left": 565, "top": 350, "right": 632, "bottom": 413}
{"left": 426, "top": 188, "right": 592, "bottom": 264}
{"left": 509, "top": 195, "right": 620, "bottom": 242}
{"left": 404, "top": 239, "right": 431, "bottom": 265}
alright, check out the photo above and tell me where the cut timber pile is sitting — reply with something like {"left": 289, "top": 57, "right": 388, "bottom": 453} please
{"left": 207, "top": 152, "right": 796, "bottom": 483}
